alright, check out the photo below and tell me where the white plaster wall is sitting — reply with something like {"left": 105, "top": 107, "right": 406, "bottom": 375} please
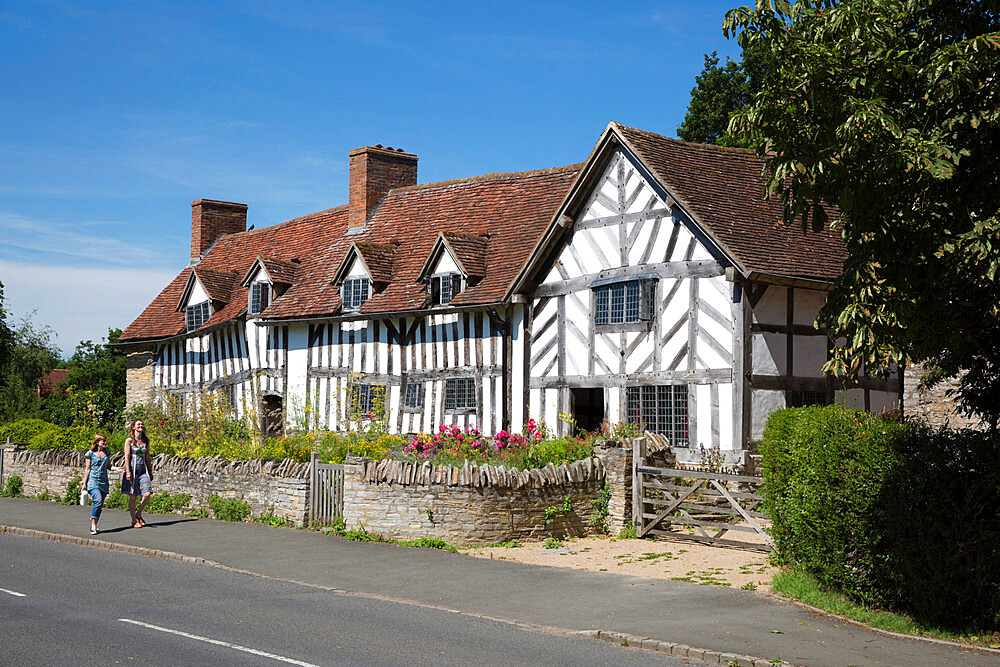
{"left": 186, "top": 279, "right": 209, "bottom": 307}
{"left": 285, "top": 324, "right": 309, "bottom": 425}
{"left": 344, "top": 255, "right": 368, "bottom": 279}
{"left": 433, "top": 251, "right": 460, "bottom": 275}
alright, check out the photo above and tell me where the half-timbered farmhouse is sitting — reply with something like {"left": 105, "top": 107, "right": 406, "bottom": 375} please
{"left": 120, "top": 123, "right": 901, "bottom": 456}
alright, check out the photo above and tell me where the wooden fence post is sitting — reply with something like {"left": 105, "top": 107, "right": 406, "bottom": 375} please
{"left": 631, "top": 436, "right": 646, "bottom": 530}
{"left": 308, "top": 450, "right": 317, "bottom": 526}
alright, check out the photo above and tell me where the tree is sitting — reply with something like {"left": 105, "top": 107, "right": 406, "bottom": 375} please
{"left": 724, "top": 1, "right": 1000, "bottom": 425}
{"left": 0, "top": 282, "right": 14, "bottom": 379}
{"left": 677, "top": 41, "right": 774, "bottom": 146}
{"left": 60, "top": 328, "right": 127, "bottom": 426}
{"left": 0, "top": 314, "right": 61, "bottom": 423}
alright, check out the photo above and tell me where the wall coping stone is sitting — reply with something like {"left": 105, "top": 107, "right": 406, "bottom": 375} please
{"left": 8, "top": 449, "right": 310, "bottom": 479}
{"left": 345, "top": 456, "right": 605, "bottom": 489}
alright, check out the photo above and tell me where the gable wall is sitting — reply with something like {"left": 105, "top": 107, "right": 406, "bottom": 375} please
{"left": 519, "top": 149, "right": 737, "bottom": 449}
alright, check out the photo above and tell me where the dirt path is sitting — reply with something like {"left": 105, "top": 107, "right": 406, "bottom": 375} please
{"left": 461, "top": 533, "right": 776, "bottom": 592}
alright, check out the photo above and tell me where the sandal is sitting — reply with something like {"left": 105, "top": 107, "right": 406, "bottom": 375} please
{"left": 138, "top": 517, "right": 147, "bottom": 527}
{"left": 133, "top": 520, "right": 142, "bottom": 529}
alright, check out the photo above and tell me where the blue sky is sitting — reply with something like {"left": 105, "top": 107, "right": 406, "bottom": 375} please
{"left": 0, "top": 1, "right": 743, "bottom": 356}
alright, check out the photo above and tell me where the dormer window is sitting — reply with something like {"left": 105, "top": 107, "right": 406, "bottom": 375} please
{"left": 249, "top": 282, "right": 270, "bottom": 316}
{"left": 431, "top": 273, "right": 463, "bottom": 306}
{"left": 343, "top": 278, "right": 371, "bottom": 310}
{"left": 185, "top": 301, "right": 210, "bottom": 332}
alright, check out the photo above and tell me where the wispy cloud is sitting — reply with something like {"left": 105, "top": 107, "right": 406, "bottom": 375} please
{"left": 0, "top": 259, "right": 177, "bottom": 356}
{"left": 0, "top": 211, "right": 177, "bottom": 268}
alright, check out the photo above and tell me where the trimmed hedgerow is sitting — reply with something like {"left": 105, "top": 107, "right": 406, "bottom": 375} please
{"left": 761, "top": 405, "right": 1000, "bottom": 632}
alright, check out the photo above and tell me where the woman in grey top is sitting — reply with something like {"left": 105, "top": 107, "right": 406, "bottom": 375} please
{"left": 122, "top": 419, "right": 154, "bottom": 528}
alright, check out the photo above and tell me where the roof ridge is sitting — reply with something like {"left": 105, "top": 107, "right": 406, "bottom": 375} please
{"left": 390, "top": 163, "right": 584, "bottom": 194}
{"left": 613, "top": 122, "right": 759, "bottom": 156}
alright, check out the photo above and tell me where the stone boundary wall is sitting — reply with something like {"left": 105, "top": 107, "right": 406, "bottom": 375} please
{"left": 1, "top": 448, "right": 311, "bottom": 526}
{"left": 343, "top": 456, "right": 606, "bottom": 545}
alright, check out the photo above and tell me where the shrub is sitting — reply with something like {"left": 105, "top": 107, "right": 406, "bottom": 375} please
{"left": 761, "top": 405, "right": 1000, "bottom": 631}
{"left": 208, "top": 494, "right": 251, "bottom": 522}
{"left": 252, "top": 506, "right": 295, "bottom": 527}
{"left": 0, "top": 419, "right": 59, "bottom": 445}
{"left": 103, "top": 486, "right": 129, "bottom": 510}
{"left": 144, "top": 492, "right": 192, "bottom": 514}
{"left": 397, "top": 537, "right": 457, "bottom": 552}
{"left": 62, "top": 475, "right": 82, "bottom": 505}
{"left": 28, "top": 425, "right": 91, "bottom": 451}
{"left": 1, "top": 474, "right": 23, "bottom": 497}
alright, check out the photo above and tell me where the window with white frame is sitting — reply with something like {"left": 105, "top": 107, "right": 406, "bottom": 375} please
{"left": 444, "top": 377, "right": 476, "bottom": 412}
{"left": 350, "top": 383, "right": 385, "bottom": 417}
{"left": 249, "top": 282, "right": 270, "bottom": 316}
{"left": 343, "top": 278, "right": 370, "bottom": 310}
{"left": 594, "top": 278, "right": 655, "bottom": 325}
{"left": 430, "top": 273, "right": 463, "bottom": 306}
{"left": 625, "top": 385, "right": 688, "bottom": 446}
{"left": 402, "top": 382, "right": 424, "bottom": 411}
{"left": 185, "top": 301, "right": 210, "bottom": 332}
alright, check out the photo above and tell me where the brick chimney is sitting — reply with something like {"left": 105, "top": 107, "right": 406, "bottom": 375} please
{"left": 191, "top": 199, "right": 247, "bottom": 262}
{"left": 348, "top": 145, "right": 418, "bottom": 233}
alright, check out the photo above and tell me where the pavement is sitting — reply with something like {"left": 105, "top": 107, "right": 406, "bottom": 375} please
{"left": 2, "top": 497, "right": 996, "bottom": 666}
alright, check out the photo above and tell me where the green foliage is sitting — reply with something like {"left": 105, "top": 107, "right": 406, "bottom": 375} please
{"left": 252, "top": 506, "right": 295, "bottom": 527}
{"left": 589, "top": 483, "right": 612, "bottom": 533}
{"left": 724, "top": 0, "right": 1000, "bottom": 424}
{"left": 0, "top": 314, "right": 61, "bottom": 424}
{"left": 396, "top": 537, "right": 457, "bottom": 552}
{"left": 0, "top": 419, "right": 59, "bottom": 445}
{"left": 62, "top": 475, "right": 82, "bottom": 505}
{"left": 618, "top": 524, "right": 637, "bottom": 540}
{"left": 544, "top": 495, "right": 574, "bottom": 525}
{"left": 542, "top": 537, "right": 564, "bottom": 549}
{"left": 34, "top": 488, "right": 53, "bottom": 501}
{"left": 144, "top": 492, "right": 192, "bottom": 514}
{"left": 28, "top": 425, "right": 91, "bottom": 451}
{"left": 1, "top": 474, "right": 23, "bottom": 497}
{"left": 480, "top": 540, "right": 522, "bottom": 548}
{"left": 762, "top": 405, "right": 1000, "bottom": 631}
{"left": 103, "top": 485, "right": 129, "bottom": 510}
{"left": 207, "top": 494, "right": 251, "bottom": 522}
{"left": 187, "top": 507, "right": 211, "bottom": 518}
{"left": 338, "top": 523, "right": 386, "bottom": 542}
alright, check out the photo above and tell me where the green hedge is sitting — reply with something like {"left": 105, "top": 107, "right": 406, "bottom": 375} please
{"left": 761, "top": 405, "right": 1000, "bottom": 631}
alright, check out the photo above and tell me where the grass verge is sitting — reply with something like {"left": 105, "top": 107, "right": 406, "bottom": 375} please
{"left": 772, "top": 566, "right": 1000, "bottom": 649}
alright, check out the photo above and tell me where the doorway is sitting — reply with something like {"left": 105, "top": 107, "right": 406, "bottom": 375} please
{"left": 570, "top": 388, "right": 604, "bottom": 434}
{"left": 261, "top": 395, "right": 284, "bottom": 439}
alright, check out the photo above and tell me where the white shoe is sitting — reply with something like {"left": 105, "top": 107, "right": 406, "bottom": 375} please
{"left": 90, "top": 527, "right": 98, "bottom": 535}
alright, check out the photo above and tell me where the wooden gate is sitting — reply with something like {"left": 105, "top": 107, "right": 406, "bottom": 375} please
{"left": 309, "top": 451, "right": 345, "bottom": 525}
{"left": 632, "top": 438, "right": 774, "bottom": 551}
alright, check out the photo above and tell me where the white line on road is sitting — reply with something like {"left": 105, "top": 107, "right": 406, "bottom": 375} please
{"left": 118, "top": 618, "right": 319, "bottom": 666}
{"left": 0, "top": 587, "right": 26, "bottom": 597}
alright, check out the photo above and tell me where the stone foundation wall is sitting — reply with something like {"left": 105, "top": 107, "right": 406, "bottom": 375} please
{"left": 903, "top": 363, "right": 985, "bottom": 430}
{"left": 125, "top": 350, "right": 156, "bottom": 409}
{"left": 343, "top": 457, "right": 606, "bottom": 545}
{"left": 1, "top": 448, "right": 310, "bottom": 525}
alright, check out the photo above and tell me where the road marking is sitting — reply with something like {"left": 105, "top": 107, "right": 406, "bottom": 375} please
{"left": 1, "top": 587, "right": 26, "bottom": 597}
{"left": 117, "top": 619, "right": 319, "bottom": 666}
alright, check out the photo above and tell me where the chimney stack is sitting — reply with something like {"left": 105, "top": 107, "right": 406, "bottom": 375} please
{"left": 348, "top": 145, "right": 417, "bottom": 234}
{"left": 191, "top": 199, "right": 247, "bottom": 262}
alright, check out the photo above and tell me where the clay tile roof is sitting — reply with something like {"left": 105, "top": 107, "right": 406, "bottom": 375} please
{"left": 37, "top": 369, "right": 69, "bottom": 396}
{"left": 258, "top": 256, "right": 299, "bottom": 285}
{"left": 613, "top": 123, "right": 846, "bottom": 281}
{"left": 121, "top": 206, "right": 347, "bottom": 342}
{"left": 442, "top": 232, "right": 489, "bottom": 278}
{"left": 353, "top": 242, "right": 395, "bottom": 283}
{"left": 192, "top": 267, "right": 238, "bottom": 304}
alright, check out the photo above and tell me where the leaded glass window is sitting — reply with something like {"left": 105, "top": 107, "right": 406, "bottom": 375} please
{"left": 625, "top": 385, "right": 689, "bottom": 447}
{"left": 444, "top": 377, "right": 476, "bottom": 412}
{"left": 185, "top": 301, "right": 210, "bottom": 332}
{"left": 343, "top": 278, "right": 370, "bottom": 310}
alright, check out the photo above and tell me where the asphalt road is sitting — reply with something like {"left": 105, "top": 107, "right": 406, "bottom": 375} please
{"left": 0, "top": 534, "right": 700, "bottom": 666}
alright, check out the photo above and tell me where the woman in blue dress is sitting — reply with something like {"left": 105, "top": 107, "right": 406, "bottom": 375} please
{"left": 82, "top": 433, "right": 121, "bottom": 534}
{"left": 122, "top": 419, "right": 154, "bottom": 528}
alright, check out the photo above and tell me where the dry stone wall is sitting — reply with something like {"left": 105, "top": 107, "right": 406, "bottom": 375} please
{"left": 1, "top": 448, "right": 310, "bottom": 525}
{"left": 125, "top": 350, "right": 155, "bottom": 408}
{"left": 343, "top": 456, "right": 606, "bottom": 545}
